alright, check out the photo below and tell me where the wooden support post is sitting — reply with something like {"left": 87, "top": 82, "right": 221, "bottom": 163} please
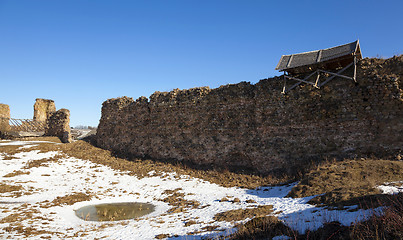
{"left": 314, "top": 71, "right": 320, "bottom": 88}
{"left": 282, "top": 73, "right": 287, "bottom": 94}
{"left": 353, "top": 55, "right": 357, "bottom": 82}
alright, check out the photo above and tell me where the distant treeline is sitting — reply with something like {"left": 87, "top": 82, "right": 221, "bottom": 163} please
{"left": 72, "top": 125, "right": 97, "bottom": 130}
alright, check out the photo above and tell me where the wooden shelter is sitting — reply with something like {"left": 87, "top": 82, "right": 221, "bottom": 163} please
{"left": 275, "top": 40, "right": 362, "bottom": 94}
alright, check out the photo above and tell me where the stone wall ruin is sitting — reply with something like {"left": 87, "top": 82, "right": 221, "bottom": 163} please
{"left": 0, "top": 103, "right": 10, "bottom": 136}
{"left": 96, "top": 56, "right": 403, "bottom": 174}
{"left": 45, "top": 108, "right": 72, "bottom": 143}
{"left": 0, "top": 99, "right": 72, "bottom": 143}
{"left": 33, "top": 98, "right": 56, "bottom": 122}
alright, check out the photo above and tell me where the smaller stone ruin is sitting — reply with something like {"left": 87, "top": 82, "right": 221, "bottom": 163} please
{"left": 33, "top": 98, "right": 56, "bottom": 122}
{"left": 45, "top": 108, "right": 72, "bottom": 143}
{"left": 0, "top": 104, "right": 10, "bottom": 137}
{"left": 0, "top": 99, "right": 72, "bottom": 143}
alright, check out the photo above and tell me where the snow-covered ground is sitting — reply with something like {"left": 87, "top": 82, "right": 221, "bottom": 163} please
{"left": 377, "top": 181, "right": 403, "bottom": 195}
{"left": 0, "top": 140, "right": 395, "bottom": 239}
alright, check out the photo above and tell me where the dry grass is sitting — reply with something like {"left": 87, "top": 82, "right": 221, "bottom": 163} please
{"left": 350, "top": 192, "right": 403, "bottom": 240}
{"left": 225, "top": 193, "right": 403, "bottom": 240}
{"left": 3, "top": 170, "right": 30, "bottom": 178}
{"left": 161, "top": 188, "right": 200, "bottom": 213}
{"left": 17, "top": 136, "right": 62, "bottom": 143}
{"left": 0, "top": 208, "right": 41, "bottom": 224}
{"left": 213, "top": 205, "right": 273, "bottom": 222}
{"left": 155, "top": 233, "right": 170, "bottom": 239}
{"left": 0, "top": 206, "right": 60, "bottom": 237}
{"left": 0, "top": 145, "right": 27, "bottom": 160}
{"left": 217, "top": 216, "right": 292, "bottom": 240}
{"left": 0, "top": 137, "right": 61, "bottom": 161}
{"left": 287, "top": 158, "right": 403, "bottom": 207}
{"left": 2, "top": 224, "right": 59, "bottom": 237}
{"left": 14, "top": 138, "right": 287, "bottom": 189}
{"left": 0, "top": 183, "right": 22, "bottom": 193}
{"left": 22, "top": 155, "right": 64, "bottom": 169}
{"left": 41, "top": 192, "right": 93, "bottom": 208}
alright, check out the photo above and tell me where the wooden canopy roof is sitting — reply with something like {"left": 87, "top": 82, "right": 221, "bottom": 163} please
{"left": 275, "top": 40, "right": 362, "bottom": 74}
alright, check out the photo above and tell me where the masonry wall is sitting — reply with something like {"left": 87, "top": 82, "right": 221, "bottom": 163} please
{"left": 0, "top": 103, "right": 10, "bottom": 135}
{"left": 34, "top": 98, "right": 56, "bottom": 122}
{"left": 45, "top": 109, "right": 72, "bottom": 143}
{"left": 96, "top": 56, "right": 403, "bottom": 174}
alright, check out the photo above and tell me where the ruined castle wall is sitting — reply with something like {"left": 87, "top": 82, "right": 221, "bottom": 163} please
{"left": 0, "top": 103, "right": 10, "bottom": 135}
{"left": 33, "top": 98, "right": 56, "bottom": 122}
{"left": 96, "top": 56, "right": 403, "bottom": 174}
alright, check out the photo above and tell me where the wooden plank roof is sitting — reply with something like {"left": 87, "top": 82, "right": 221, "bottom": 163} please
{"left": 275, "top": 40, "right": 362, "bottom": 72}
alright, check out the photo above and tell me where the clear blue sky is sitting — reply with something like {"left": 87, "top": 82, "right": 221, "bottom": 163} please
{"left": 0, "top": 0, "right": 402, "bottom": 127}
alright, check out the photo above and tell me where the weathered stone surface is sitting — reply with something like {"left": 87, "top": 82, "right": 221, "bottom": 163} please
{"left": 96, "top": 56, "right": 403, "bottom": 174}
{"left": 33, "top": 98, "right": 56, "bottom": 122}
{"left": 45, "top": 109, "right": 72, "bottom": 143}
{"left": 0, "top": 103, "right": 10, "bottom": 135}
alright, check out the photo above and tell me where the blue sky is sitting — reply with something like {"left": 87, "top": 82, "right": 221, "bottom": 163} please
{"left": 0, "top": 0, "right": 402, "bottom": 127}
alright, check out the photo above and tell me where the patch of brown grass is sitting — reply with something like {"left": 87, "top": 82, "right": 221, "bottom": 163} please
{"left": 3, "top": 170, "right": 30, "bottom": 178}
{"left": 22, "top": 155, "right": 64, "bottom": 169}
{"left": 288, "top": 159, "right": 403, "bottom": 206}
{"left": 226, "top": 193, "right": 403, "bottom": 240}
{"left": 0, "top": 137, "right": 62, "bottom": 160}
{"left": 18, "top": 136, "right": 62, "bottom": 143}
{"left": 2, "top": 223, "right": 59, "bottom": 237}
{"left": 161, "top": 188, "right": 200, "bottom": 213}
{"left": 0, "top": 208, "right": 41, "bottom": 223}
{"left": 0, "top": 183, "right": 22, "bottom": 193}
{"left": 0, "top": 145, "right": 26, "bottom": 159}
{"left": 218, "top": 216, "right": 292, "bottom": 240}
{"left": 184, "top": 220, "right": 197, "bottom": 227}
{"left": 42, "top": 192, "right": 93, "bottom": 208}
{"left": 213, "top": 205, "right": 273, "bottom": 222}
{"left": 155, "top": 233, "right": 170, "bottom": 239}
{"left": 350, "top": 192, "right": 403, "bottom": 240}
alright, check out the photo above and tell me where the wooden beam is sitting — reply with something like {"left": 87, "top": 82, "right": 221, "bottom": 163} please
{"left": 288, "top": 81, "right": 303, "bottom": 92}
{"left": 319, "top": 62, "right": 354, "bottom": 87}
{"left": 285, "top": 75, "right": 319, "bottom": 88}
{"left": 318, "top": 69, "right": 354, "bottom": 81}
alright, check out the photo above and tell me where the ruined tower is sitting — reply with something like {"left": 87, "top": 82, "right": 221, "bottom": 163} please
{"left": 33, "top": 98, "right": 56, "bottom": 122}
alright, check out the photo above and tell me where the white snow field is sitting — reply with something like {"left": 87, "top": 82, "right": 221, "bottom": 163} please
{"left": 0, "top": 140, "right": 387, "bottom": 239}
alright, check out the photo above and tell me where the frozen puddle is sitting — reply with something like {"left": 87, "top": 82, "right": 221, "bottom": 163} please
{"left": 75, "top": 202, "right": 155, "bottom": 221}
{"left": 0, "top": 140, "right": 383, "bottom": 239}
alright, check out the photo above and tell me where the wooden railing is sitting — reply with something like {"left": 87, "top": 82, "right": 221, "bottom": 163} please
{"left": 6, "top": 118, "right": 46, "bottom": 132}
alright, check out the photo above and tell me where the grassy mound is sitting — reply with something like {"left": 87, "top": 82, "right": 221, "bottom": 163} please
{"left": 287, "top": 159, "right": 403, "bottom": 207}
